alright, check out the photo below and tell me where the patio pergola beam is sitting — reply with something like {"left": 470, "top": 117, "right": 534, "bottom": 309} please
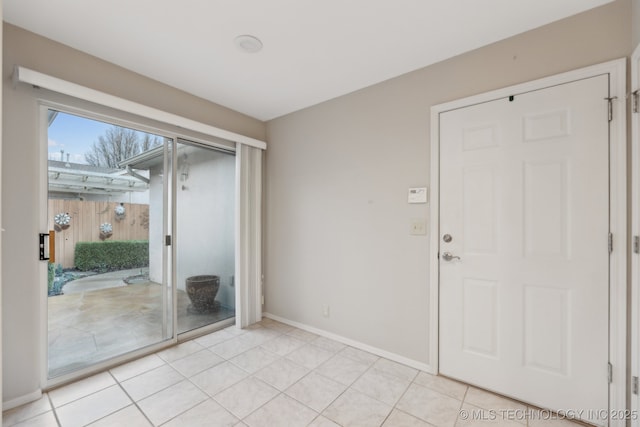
{"left": 48, "top": 167, "right": 143, "bottom": 183}
{"left": 125, "top": 166, "right": 150, "bottom": 184}
{"left": 48, "top": 187, "right": 126, "bottom": 196}
{"left": 48, "top": 179, "right": 148, "bottom": 192}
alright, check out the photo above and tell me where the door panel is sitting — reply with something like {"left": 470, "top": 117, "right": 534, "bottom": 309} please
{"left": 175, "top": 139, "right": 236, "bottom": 334}
{"left": 46, "top": 110, "right": 173, "bottom": 378}
{"left": 439, "top": 75, "right": 609, "bottom": 420}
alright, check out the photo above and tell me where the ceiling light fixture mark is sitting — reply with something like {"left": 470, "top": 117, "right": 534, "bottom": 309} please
{"left": 234, "top": 35, "right": 263, "bottom": 53}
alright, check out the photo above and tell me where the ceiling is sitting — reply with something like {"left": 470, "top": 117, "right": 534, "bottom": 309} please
{"left": 3, "top": 0, "right": 614, "bottom": 121}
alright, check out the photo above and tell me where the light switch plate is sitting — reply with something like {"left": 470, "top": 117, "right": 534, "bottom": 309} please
{"left": 410, "top": 218, "right": 427, "bottom": 235}
{"left": 408, "top": 187, "right": 428, "bottom": 204}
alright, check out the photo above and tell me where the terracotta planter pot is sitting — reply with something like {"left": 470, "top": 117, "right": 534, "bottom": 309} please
{"left": 186, "top": 275, "right": 220, "bottom": 313}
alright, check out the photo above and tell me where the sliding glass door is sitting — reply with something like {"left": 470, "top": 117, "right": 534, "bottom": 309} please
{"left": 46, "top": 109, "right": 173, "bottom": 378}
{"left": 45, "top": 109, "right": 237, "bottom": 380}
{"left": 175, "top": 139, "right": 236, "bottom": 334}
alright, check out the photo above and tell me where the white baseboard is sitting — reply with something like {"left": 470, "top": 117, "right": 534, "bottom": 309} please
{"left": 262, "top": 312, "right": 435, "bottom": 374}
{"left": 3, "top": 389, "right": 42, "bottom": 411}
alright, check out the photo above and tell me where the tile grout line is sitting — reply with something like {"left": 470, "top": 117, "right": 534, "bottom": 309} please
{"left": 46, "top": 375, "right": 119, "bottom": 412}
{"left": 159, "top": 396, "right": 236, "bottom": 427}
{"left": 156, "top": 349, "right": 250, "bottom": 426}
{"left": 266, "top": 352, "right": 318, "bottom": 403}
{"left": 212, "top": 329, "right": 290, "bottom": 424}
{"left": 46, "top": 393, "right": 63, "bottom": 427}
{"left": 47, "top": 382, "right": 135, "bottom": 426}
{"left": 168, "top": 350, "right": 227, "bottom": 379}
{"left": 233, "top": 389, "right": 283, "bottom": 425}
{"left": 156, "top": 341, "right": 281, "bottom": 425}
{"left": 203, "top": 327, "right": 321, "bottom": 425}
{"left": 258, "top": 328, "right": 424, "bottom": 425}
{"left": 30, "top": 322, "right": 474, "bottom": 427}
{"left": 1, "top": 394, "right": 58, "bottom": 427}
{"left": 313, "top": 353, "right": 381, "bottom": 425}
{"left": 453, "top": 384, "right": 471, "bottom": 427}
{"left": 360, "top": 362, "right": 419, "bottom": 425}
{"left": 453, "top": 389, "right": 466, "bottom": 427}
{"left": 383, "top": 372, "right": 421, "bottom": 426}
{"left": 181, "top": 345, "right": 260, "bottom": 421}
{"left": 108, "top": 369, "right": 155, "bottom": 427}
{"left": 370, "top": 359, "right": 400, "bottom": 426}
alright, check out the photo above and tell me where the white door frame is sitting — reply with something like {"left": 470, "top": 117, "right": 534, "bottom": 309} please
{"left": 630, "top": 43, "right": 640, "bottom": 427}
{"left": 429, "top": 58, "right": 627, "bottom": 422}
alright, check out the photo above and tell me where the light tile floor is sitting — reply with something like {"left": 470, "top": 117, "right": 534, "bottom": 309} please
{"left": 4, "top": 319, "right": 584, "bottom": 427}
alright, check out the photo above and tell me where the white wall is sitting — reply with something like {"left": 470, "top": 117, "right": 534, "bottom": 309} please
{"left": 148, "top": 164, "right": 164, "bottom": 285}
{"left": 2, "top": 23, "right": 265, "bottom": 405}
{"left": 175, "top": 148, "right": 235, "bottom": 307}
{"left": 264, "top": 0, "right": 632, "bottom": 367}
{"left": 146, "top": 148, "right": 235, "bottom": 309}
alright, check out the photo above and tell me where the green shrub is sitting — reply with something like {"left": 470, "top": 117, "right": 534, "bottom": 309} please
{"left": 48, "top": 263, "right": 63, "bottom": 296}
{"left": 75, "top": 240, "right": 149, "bottom": 271}
{"left": 48, "top": 263, "right": 55, "bottom": 293}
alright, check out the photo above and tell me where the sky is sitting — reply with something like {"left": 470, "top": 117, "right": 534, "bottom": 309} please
{"left": 48, "top": 111, "right": 110, "bottom": 163}
{"left": 47, "top": 110, "right": 161, "bottom": 164}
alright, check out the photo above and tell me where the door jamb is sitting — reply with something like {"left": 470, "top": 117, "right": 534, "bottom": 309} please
{"left": 630, "top": 43, "right": 640, "bottom": 427}
{"left": 429, "top": 58, "right": 627, "bottom": 422}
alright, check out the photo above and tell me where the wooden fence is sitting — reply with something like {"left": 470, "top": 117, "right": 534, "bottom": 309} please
{"left": 48, "top": 200, "right": 150, "bottom": 268}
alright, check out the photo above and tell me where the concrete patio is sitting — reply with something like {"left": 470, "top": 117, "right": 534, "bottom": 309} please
{"left": 48, "top": 271, "right": 234, "bottom": 378}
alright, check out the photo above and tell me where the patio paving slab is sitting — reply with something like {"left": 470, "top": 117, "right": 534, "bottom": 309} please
{"left": 48, "top": 279, "right": 234, "bottom": 378}
{"left": 62, "top": 268, "right": 148, "bottom": 294}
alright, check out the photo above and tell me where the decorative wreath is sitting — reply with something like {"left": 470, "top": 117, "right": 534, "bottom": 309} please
{"left": 114, "top": 204, "right": 126, "bottom": 221}
{"left": 54, "top": 212, "right": 71, "bottom": 227}
{"left": 99, "top": 222, "right": 113, "bottom": 238}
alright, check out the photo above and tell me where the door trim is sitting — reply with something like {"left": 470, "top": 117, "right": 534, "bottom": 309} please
{"left": 429, "top": 58, "right": 627, "bottom": 422}
{"left": 630, "top": 42, "right": 640, "bottom": 427}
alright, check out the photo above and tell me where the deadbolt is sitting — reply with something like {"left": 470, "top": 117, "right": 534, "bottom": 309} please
{"left": 443, "top": 234, "right": 452, "bottom": 243}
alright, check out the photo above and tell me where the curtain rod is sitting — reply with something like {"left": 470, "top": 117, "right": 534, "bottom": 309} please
{"left": 12, "top": 66, "right": 267, "bottom": 151}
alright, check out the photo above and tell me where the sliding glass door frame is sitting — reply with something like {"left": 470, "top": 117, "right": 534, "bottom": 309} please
{"left": 173, "top": 138, "right": 237, "bottom": 338}
{"left": 164, "top": 135, "right": 175, "bottom": 344}
{"left": 38, "top": 100, "right": 238, "bottom": 388}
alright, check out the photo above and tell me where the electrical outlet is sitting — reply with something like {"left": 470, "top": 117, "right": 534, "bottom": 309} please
{"left": 322, "top": 305, "right": 330, "bottom": 318}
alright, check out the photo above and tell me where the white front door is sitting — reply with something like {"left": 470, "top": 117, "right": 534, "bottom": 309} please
{"left": 439, "top": 74, "right": 610, "bottom": 420}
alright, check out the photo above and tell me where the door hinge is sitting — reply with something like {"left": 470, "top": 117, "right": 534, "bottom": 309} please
{"left": 605, "top": 96, "right": 617, "bottom": 121}
{"left": 165, "top": 235, "right": 172, "bottom": 246}
{"left": 634, "top": 236, "right": 640, "bottom": 254}
{"left": 261, "top": 295, "right": 265, "bottom": 305}
{"left": 632, "top": 90, "right": 639, "bottom": 114}
{"left": 633, "top": 376, "right": 639, "bottom": 395}
{"left": 608, "top": 362, "right": 613, "bottom": 384}
{"left": 608, "top": 233, "right": 613, "bottom": 254}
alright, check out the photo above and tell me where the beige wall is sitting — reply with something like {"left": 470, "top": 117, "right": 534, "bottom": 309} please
{"left": 1, "top": 23, "right": 266, "bottom": 404}
{"left": 633, "top": 0, "right": 640, "bottom": 47}
{"left": 264, "top": 0, "right": 632, "bottom": 366}
{"left": 1, "top": 0, "right": 635, "bottom": 407}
